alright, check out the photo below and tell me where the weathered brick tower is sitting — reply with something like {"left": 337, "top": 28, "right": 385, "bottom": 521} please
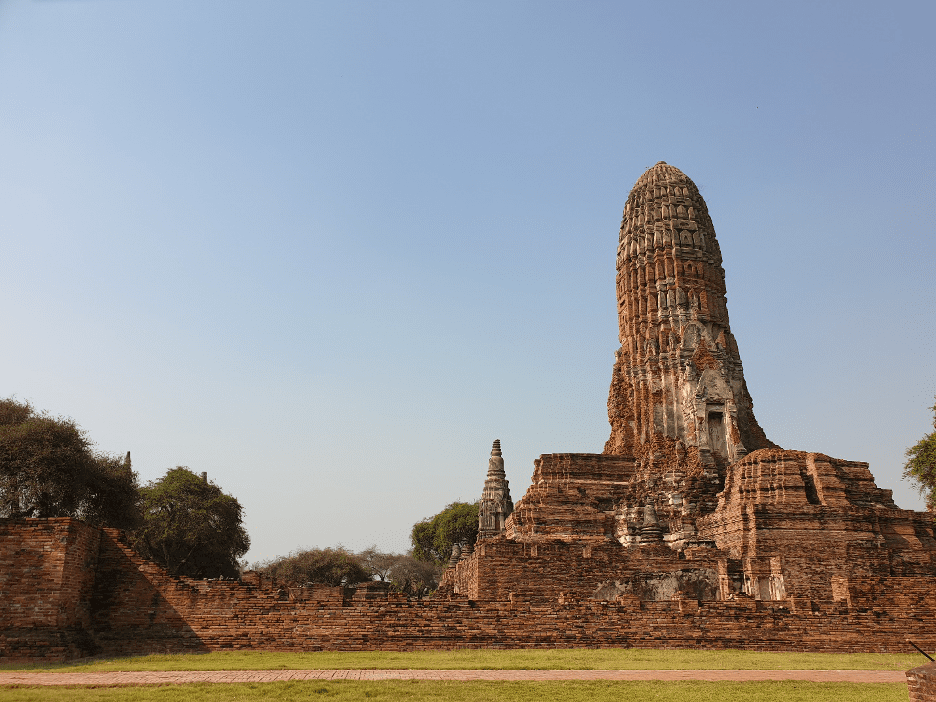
{"left": 604, "top": 161, "right": 773, "bottom": 477}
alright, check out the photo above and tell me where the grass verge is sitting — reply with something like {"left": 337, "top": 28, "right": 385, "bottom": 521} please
{"left": 0, "top": 680, "right": 910, "bottom": 702}
{"left": 5, "top": 648, "right": 923, "bottom": 672}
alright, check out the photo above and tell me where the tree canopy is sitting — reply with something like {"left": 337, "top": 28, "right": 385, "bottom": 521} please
{"left": 357, "top": 546, "right": 442, "bottom": 596}
{"left": 0, "top": 397, "right": 141, "bottom": 530}
{"left": 357, "top": 546, "right": 398, "bottom": 582}
{"left": 904, "top": 397, "right": 936, "bottom": 513}
{"left": 410, "top": 501, "right": 479, "bottom": 565}
{"left": 254, "top": 546, "right": 440, "bottom": 595}
{"left": 255, "top": 547, "right": 370, "bottom": 587}
{"left": 383, "top": 552, "right": 442, "bottom": 596}
{"left": 133, "top": 467, "right": 250, "bottom": 579}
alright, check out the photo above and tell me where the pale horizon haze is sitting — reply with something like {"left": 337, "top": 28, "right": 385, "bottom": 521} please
{"left": 1, "top": 0, "right": 933, "bottom": 563}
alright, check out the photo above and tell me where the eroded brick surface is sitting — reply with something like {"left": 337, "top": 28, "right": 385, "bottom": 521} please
{"left": 907, "top": 661, "right": 936, "bottom": 702}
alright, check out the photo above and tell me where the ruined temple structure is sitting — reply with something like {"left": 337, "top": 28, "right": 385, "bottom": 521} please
{"left": 443, "top": 162, "right": 936, "bottom": 605}
{"left": 478, "top": 439, "right": 514, "bottom": 540}
{"left": 5, "top": 163, "right": 936, "bottom": 663}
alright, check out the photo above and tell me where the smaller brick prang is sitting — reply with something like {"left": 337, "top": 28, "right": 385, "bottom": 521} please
{"left": 478, "top": 439, "right": 514, "bottom": 541}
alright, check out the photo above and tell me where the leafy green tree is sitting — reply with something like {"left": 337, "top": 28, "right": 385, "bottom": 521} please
{"left": 133, "top": 467, "right": 249, "bottom": 579}
{"left": 0, "top": 397, "right": 140, "bottom": 530}
{"left": 410, "top": 501, "right": 479, "bottom": 565}
{"left": 81, "top": 452, "right": 143, "bottom": 531}
{"left": 904, "top": 397, "right": 936, "bottom": 513}
{"left": 256, "top": 547, "right": 370, "bottom": 586}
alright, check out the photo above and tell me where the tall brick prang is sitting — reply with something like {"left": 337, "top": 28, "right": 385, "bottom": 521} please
{"left": 604, "top": 162, "right": 774, "bottom": 478}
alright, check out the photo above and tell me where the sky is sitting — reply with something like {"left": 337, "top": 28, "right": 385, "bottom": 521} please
{"left": 1, "top": 0, "right": 933, "bottom": 564}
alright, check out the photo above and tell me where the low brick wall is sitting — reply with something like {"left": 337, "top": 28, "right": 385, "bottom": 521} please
{"left": 60, "top": 527, "right": 936, "bottom": 658}
{"left": 907, "top": 660, "right": 936, "bottom": 702}
{"left": 3, "top": 519, "right": 936, "bottom": 662}
{"left": 84, "top": 566, "right": 936, "bottom": 658}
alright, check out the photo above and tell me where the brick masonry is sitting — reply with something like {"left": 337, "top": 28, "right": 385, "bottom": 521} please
{"left": 3, "top": 517, "right": 936, "bottom": 662}
{"left": 0, "top": 518, "right": 100, "bottom": 660}
{"left": 908, "top": 661, "right": 936, "bottom": 702}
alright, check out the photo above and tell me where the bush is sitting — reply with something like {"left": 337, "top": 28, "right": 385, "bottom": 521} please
{"left": 256, "top": 547, "right": 370, "bottom": 586}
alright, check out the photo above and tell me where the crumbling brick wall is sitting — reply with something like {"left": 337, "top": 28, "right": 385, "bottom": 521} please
{"left": 82, "top": 572, "right": 936, "bottom": 658}
{"left": 4, "top": 518, "right": 936, "bottom": 662}
{"left": 907, "top": 661, "right": 936, "bottom": 702}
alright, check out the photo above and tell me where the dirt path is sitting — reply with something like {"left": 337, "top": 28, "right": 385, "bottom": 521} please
{"left": 0, "top": 669, "right": 908, "bottom": 686}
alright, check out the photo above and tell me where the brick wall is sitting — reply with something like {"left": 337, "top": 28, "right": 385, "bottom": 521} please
{"left": 4, "top": 518, "right": 936, "bottom": 662}
{"left": 449, "top": 538, "right": 726, "bottom": 602}
{"left": 0, "top": 519, "right": 100, "bottom": 660}
{"left": 907, "top": 660, "right": 936, "bottom": 702}
{"left": 84, "top": 569, "right": 936, "bottom": 657}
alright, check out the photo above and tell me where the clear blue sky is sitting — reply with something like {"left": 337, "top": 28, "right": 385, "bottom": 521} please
{"left": 1, "top": 0, "right": 933, "bottom": 563}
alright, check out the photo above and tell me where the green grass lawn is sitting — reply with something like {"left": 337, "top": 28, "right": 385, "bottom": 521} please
{"left": 0, "top": 681, "right": 910, "bottom": 702}
{"left": 5, "top": 648, "right": 924, "bottom": 672}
